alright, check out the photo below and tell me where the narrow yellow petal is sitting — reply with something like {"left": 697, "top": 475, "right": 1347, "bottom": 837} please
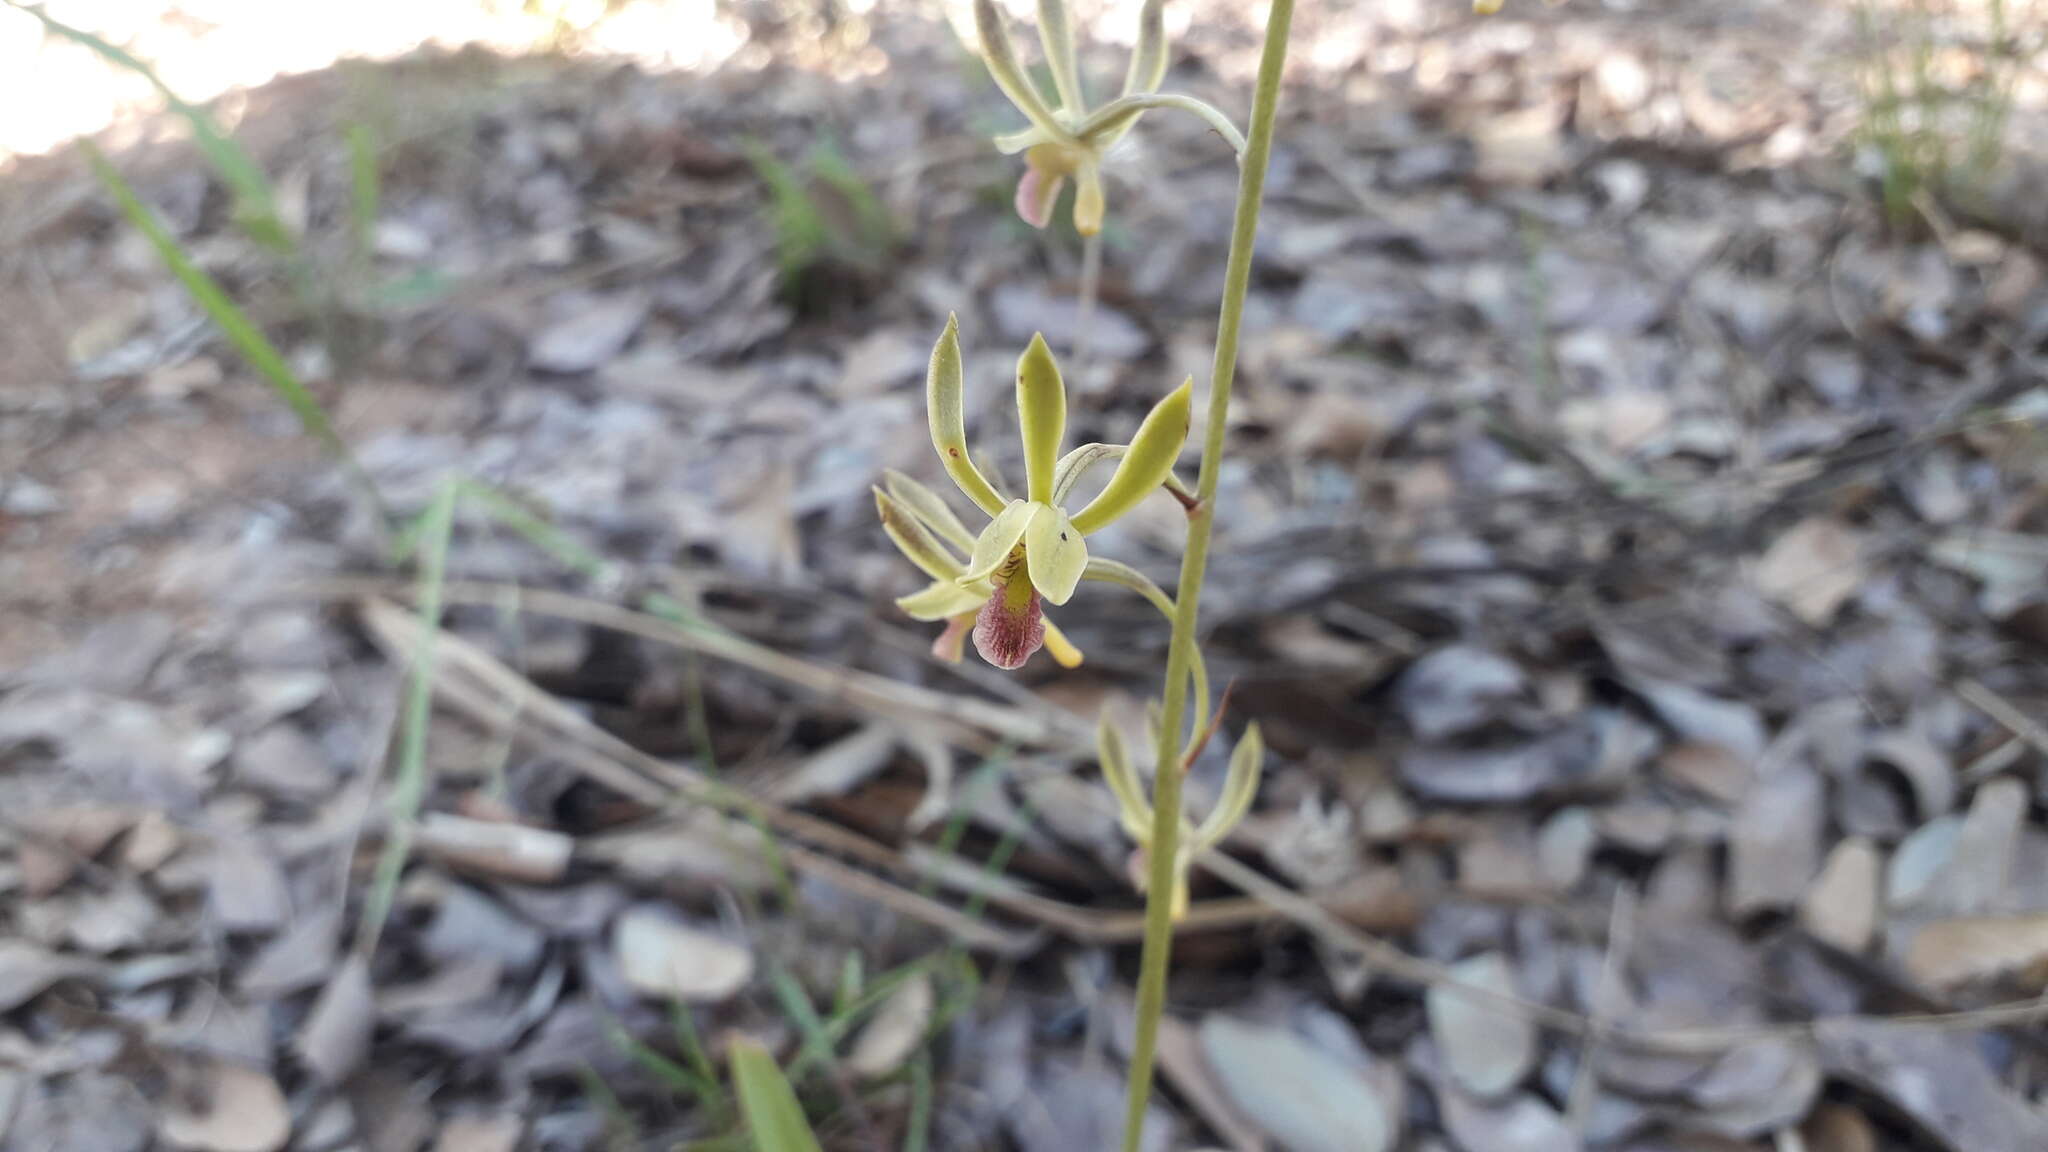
{"left": 1051, "top": 442, "right": 1122, "bottom": 505}
{"left": 1070, "top": 377, "right": 1192, "bottom": 535}
{"left": 1042, "top": 620, "right": 1084, "bottom": 668}
{"left": 876, "top": 487, "right": 964, "bottom": 580}
{"left": 959, "top": 499, "right": 1035, "bottom": 582}
{"left": 927, "top": 315, "right": 1007, "bottom": 517}
{"left": 1123, "top": 0, "right": 1167, "bottom": 97}
{"left": 883, "top": 469, "right": 977, "bottom": 553}
{"left": 1023, "top": 502, "right": 1086, "bottom": 605}
{"left": 897, "top": 581, "right": 989, "bottom": 621}
{"left": 1016, "top": 333, "right": 1066, "bottom": 504}
{"left": 1073, "top": 161, "right": 1105, "bottom": 237}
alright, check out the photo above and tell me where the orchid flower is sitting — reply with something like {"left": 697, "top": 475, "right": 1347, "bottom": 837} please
{"left": 880, "top": 314, "right": 1192, "bottom": 671}
{"left": 975, "top": 0, "right": 1245, "bottom": 235}
{"left": 1099, "top": 713, "right": 1263, "bottom": 919}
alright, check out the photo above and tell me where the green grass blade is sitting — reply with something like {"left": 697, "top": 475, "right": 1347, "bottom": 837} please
{"left": 80, "top": 141, "right": 386, "bottom": 527}
{"left": 12, "top": 1, "right": 292, "bottom": 250}
{"left": 729, "top": 1039, "right": 825, "bottom": 1152}
{"left": 356, "top": 478, "right": 458, "bottom": 955}
{"left": 768, "top": 967, "right": 839, "bottom": 1080}
{"left": 902, "top": 1050, "right": 933, "bottom": 1152}
{"left": 346, "top": 121, "right": 380, "bottom": 275}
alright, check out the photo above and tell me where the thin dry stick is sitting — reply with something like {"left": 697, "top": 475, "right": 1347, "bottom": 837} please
{"left": 322, "top": 575, "right": 1089, "bottom": 753}
{"left": 1959, "top": 677, "right": 2048, "bottom": 762}
{"left": 1567, "top": 885, "right": 1638, "bottom": 1136}
{"left": 355, "top": 596, "right": 1389, "bottom": 947}
{"left": 356, "top": 592, "right": 2048, "bottom": 1055}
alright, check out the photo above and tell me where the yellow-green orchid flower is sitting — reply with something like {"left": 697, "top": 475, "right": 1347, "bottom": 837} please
{"left": 876, "top": 471, "right": 1086, "bottom": 668}
{"left": 893, "top": 314, "right": 1192, "bottom": 670}
{"left": 974, "top": 0, "right": 1246, "bottom": 236}
{"left": 1100, "top": 714, "right": 1264, "bottom": 918}
{"left": 1474, "top": 0, "right": 1505, "bottom": 11}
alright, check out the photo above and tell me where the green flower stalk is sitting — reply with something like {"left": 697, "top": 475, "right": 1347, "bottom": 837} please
{"left": 882, "top": 315, "right": 1192, "bottom": 670}
{"left": 974, "top": 0, "right": 1245, "bottom": 235}
{"left": 1118, "top": 1, "right": 1294, "bottom": 1148}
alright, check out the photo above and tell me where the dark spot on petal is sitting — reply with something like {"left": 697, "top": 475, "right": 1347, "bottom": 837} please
{"left": 948, "top": 448, "right": 960, "bottom": 457}
{"left": 1060, "top": 532, "right": 1068, "bottom": 541}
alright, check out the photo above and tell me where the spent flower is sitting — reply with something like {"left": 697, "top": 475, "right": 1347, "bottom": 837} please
{"left": 975, "top": 0, "right": 1245, "bottom": 235}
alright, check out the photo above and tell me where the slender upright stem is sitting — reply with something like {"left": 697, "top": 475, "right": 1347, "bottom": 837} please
{"left": 1119, "top": 3, "right": 1294, "bottom": 1148}
{"left": 1076, "top": 228, "right": 1104, "bottom": 371}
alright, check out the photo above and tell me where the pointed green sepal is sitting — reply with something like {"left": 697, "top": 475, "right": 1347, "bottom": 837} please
{"left": 1097, "top": 711, "right": 1152, "bottom": 841}
{"left": 1191, "top": 722, "right": 1263, "bottom": 852}
{"left": 1036, "top": 0, "right": 1084, "bottom": 113}
{"left": 1123, "top": 0, "right": 1168, "bottom": 97}
{"left": 975, "top": 0, "right": 1065, "bottom": 138}
{"left": 1070, "top": 377, "right": 1192, "bottom": 535}
{"left": 883, "top": 469, "right": 977, "bottom": 553}
{"left": 1016, "top": 333, "right": 1067, "bottom": 504}
{"left": 876, "top": 486, "right": 964, "bottom": 581}
{"left": 927, "top": 315, "right": 1007, "bottom": 516}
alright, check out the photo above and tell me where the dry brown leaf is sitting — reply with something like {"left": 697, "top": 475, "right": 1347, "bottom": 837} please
{"left": 1471, "top": 105, "right": 1567, "bottom": 187}
{"left": 1726, "top": 767, "right": 1823, "bottom": 918}
{"left": 1153, "top": 1013, "right": 1269, "bottom": 1152}
{"left": 1658, "top": 742, "right": 1750, "bottom": 806}
{"left": 1799, "top": 837, "right": 1880, "bottom": 955}
{"left": 432, "top": 1114, "right": 522, "bottom": 1152}
{"left": 1438, "top": 1089, "right": 1573, "bottom": 1152}
{"left": 1199, "top": 1014, "right": 1393, "bottom": 1152}
{"left": 1945, "top": 777, "right": 2025, "bottom": 913}
{"left": 157, "top": 1060, "right": 291, "bottom": 1152}
{"left": 1752, "top": 517, "right": 1866, "bottom": 627}
{"left": 416, "top": 812, "right": 572, "bottom": 884}
{"left": 581, "top": 810, "right": 777, "bottom": 894}
{"left": 613, "top": 908, "right": 753, "bottom": 1002}
{"left": 295, "top": 954, "right": 375, "bottom": 1083}
{"left": 205, "top": 841, "right": 290, "bottom": 934}
{"left": 1802, "top": 1102, "right": 1879, "bottom": 1152}
{"left": 1818, "top": 1020, "right": 2048, "bottom": 1149}
{"left": 1428, "top": 953, "right": 1536, "bottom": 1099}
{"left": 845, "top": 972, "right": 933, "bottom": 1079}
{"left": 0, "top": 940, "right": 99, "bottom": 1011}
{"left": 1904, "top": 914, "right": 2048, "bottom": 992}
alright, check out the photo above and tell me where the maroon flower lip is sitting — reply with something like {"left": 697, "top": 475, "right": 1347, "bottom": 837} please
{"left": 972, "top": 580, "right": 1046, "bottom": 670}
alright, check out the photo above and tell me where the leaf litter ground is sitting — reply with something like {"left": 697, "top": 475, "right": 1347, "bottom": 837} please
{"left": 2, "top": 0, "right": 2048, "bottom": 1149}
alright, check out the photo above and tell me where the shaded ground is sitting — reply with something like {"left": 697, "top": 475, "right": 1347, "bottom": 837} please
{"left": 4, "top": 0, "right": 2048, "bottom": 1149}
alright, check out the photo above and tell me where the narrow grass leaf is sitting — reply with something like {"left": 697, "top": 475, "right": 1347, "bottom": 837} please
{"left": 357, "top": 478, "right": 458, "bottom": 954}
{"left": 729, "top": 1039, "right": 825, "bottom": 1152}
{"left": 80, "top": 141, "right": 384, "bottom": 523}
{"left": 16, "top": 3, "right": 291, "bottom": 249}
